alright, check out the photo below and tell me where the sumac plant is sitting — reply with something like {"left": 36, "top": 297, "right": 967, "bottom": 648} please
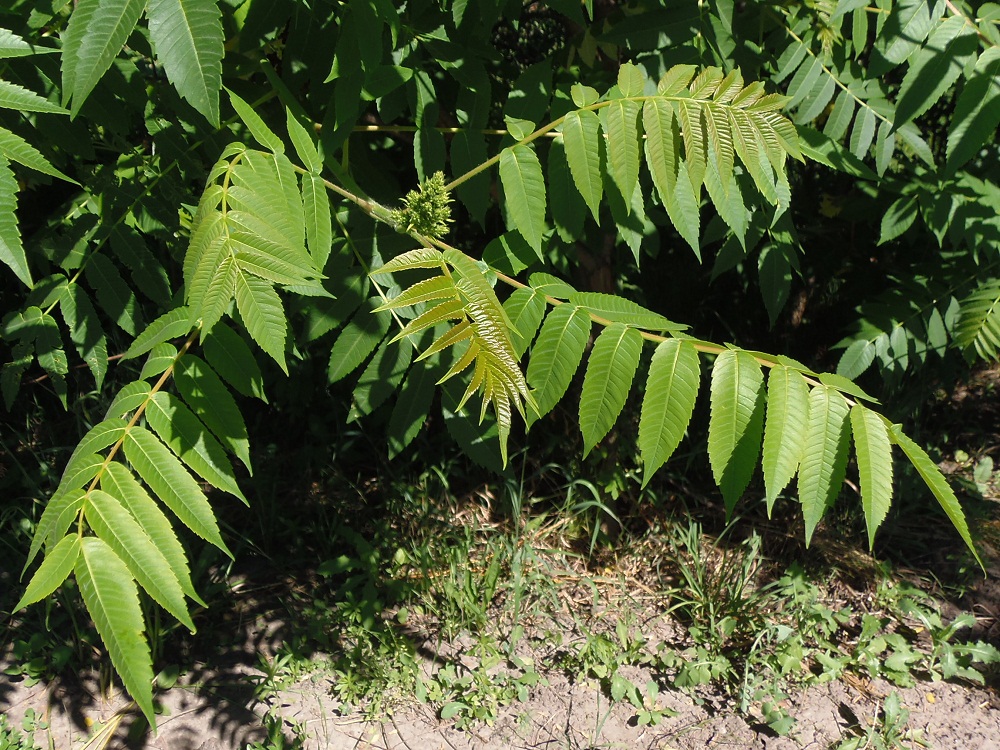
{"left": 2, "top": 0, "right": 997, "bottom": 727}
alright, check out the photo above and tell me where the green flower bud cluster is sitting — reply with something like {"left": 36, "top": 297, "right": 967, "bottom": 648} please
{"left": 390, "top": 171, "right": 453, "bottom": 239}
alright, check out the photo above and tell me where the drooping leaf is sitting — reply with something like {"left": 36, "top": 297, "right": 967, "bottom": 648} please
{"left": 0, "top": 128, "right": 75, "bottom": 182}
{"left": 946, "top": 48, "right": 1000, "bottom": 175}
{"left": 643, "top": 98, "right": 679, "bottom": 209}
{"left": 639, "top": 339, "right": 700, "bottom": 485}
{"left": 579, "top": 323, "right": 643, "bottom": 455}
{"left": 708, "top": 349, "right": 766, "bottom": 517}
{"left": 302, "top": 172, "right": 333, "bottom": 269}
{"left": 84, "top": 489, "right": 195, "bottom": 631}
{"left": 499, "top": 144, "right": 547, "bottom": 254}
{"left": 388, "top": 359, "right": 438, "bottom": 458}
{"left": 22, "top": 488, "right": 85, "bottom": 574}
{"left": 234, "top": 270, "right": 287, "bottom": 372}
{"left": 147, "top": 0, "right": 224, "bottom": 126}
{"left": 889, "top": 425, "right": 981, "bottom": 568}
{"left": 227, "top": 89, "right": 284, "bottom": 154}
{"left": 0, "top": 154, "right": 30, "bottom": 286}
{"left": 761, "top": 366, "right": 809, "bottom": 513}
{"left": 123, "top": 427, "right": 231, "bottom": 557}
{"left": 61, "top": 0, "right": 145, "bottom": 117}
{"left": 75, "top": 537, "right": 156, "bottom": 725}
{"left": 349, "top": 338, "right": 413, "bottom": 420}
{"left": 175, "top": 355, "right": 252, "bottom": 472}
{"left": 203, "top": 324, "right": 267, "bottom": 401}
{"left": 798, "top": 385, "right": 851, "bottom": 545}
{"left": 59, "top": 284, "right": 108, "bottom": 388}
{"left": 145, "top": 392, "right": 247, "bottom": 503}
{"left": 561, "top": 109, "right": 603, "bottom": 221}
{"left": 850, "top": 405, "right": 893, "bottom": 548}
{"left": 14, "top": 534, "right": 81, "bottom": 611}
{"left": 526, "top": 305, "right": 591, "bottom": 423}
{"left": 328, "top": 297, "right": 391, "bottom": 383}
{"left": 101, "top": 462, "right": 203, "bottom": 606}
{"left": 600, "top": 98, "right": 641, "bottom": 209}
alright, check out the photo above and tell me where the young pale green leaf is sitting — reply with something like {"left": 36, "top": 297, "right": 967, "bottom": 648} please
{"left": 22, "top": 489, "right": 85, "bottom": 574}
{"left": 946, "top": 48, "right": 1000, "bottom": 175}
{"left": 0, "top": 128, "right": 75, "bottom": 182}
{"left": 850, "top": 405, "right": 893, "bottom": 548}
{"left": 0, "top": 155, "right": 30, "bottom": 286}
{"left": 798, "top": 386, "right": 851, "bottom": 545}
{"left": 708, "top": 349, "right": 766, "bottom": 517}
{"left": 59, "top": 284, "right": 108, "bottom": 388}
{"left": 499, "top": 144, "right": 546, "bottom": 254}
{"left": 377, "top": 275, "right": 456, "bottom": 311}
{"left": 761, "top": 366, "right": 809, "bottom": 513}
{"left": 618, "top": 62, "right": 647, "bottom": 97}
{"left": 147, "top": 0, "right": 223, "bottom": 126}
{"left": 123, "top": 427, "right": 231, "bottom": 557}
{"left": 53, "top": 453, "right": 104, "bottom": 498}
{"left": 101, "top": 462, "right": 203, "bottom": 606}
{"left": 85, "top": 489, "right": 195, "bottom": 631}
{"left": 889, "top": 425, "right": 982, "bottom": 568}
{"left": 374, "top": 247, "right": 446, "bottom": 275}
{"left": 579, "top": 323, "right": 643, "bottom": 456}
{"left": 600, "top": 99, "right": 641, "bottom": 209}
{"left": 526, "top": 305, "right": 591, "bottom": 423}
{"left": 349, "top": 339, "right": 413, "bottom": 420}
{"left": 227, "top": 89, "right": 284, "bottom": 154}
{"left": 503, "top": 287, "right": 546, "bottom": 358}
{"left": 203, "top": 324, "right": 267, "bottom": 401}
{"left": 417, "top": 320, "right": 473, "bottom": 362}
{"left": 639, "top": 339, "right": 700, "bottom": 485}
{"left": 122, "top": 307, "right": 192, "bottom": 361}
{"left": 328, "top": 298, "right": 391, "bottom": 383}
{"left": 75, "top": 537, "right": 156, "bottom": 726}
{"left": 145, "top": 392, "right": 246, "bottom": 503}
{"left": 895, "top": 16, "right": 977, "bottom": 128}
{"left": 235, "top": 270, "right": 287, "bottom": 373}
{"left": 61, "top": 0, "right": 145, "bottom": 117}
{"left": 175, "top": 355, "right": 251, "bottom": 472}
{"left": 14, "top": 534, "right": 80, "bottom": 611}
{"left": 561, "top": 110, "right": 603, "bottom": 221}
{"left": 390, "top": 299, "right": 465, "bottom": 344}
{"left": 567, "top": 292, "right": 684, "bottom": 332}
{"left": 388, "top": 359, "right": 438, "bottom": 458}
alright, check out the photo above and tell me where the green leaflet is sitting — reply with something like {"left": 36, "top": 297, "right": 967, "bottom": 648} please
{"left": 123, "top": 307, "right": 192, "bottom": 361}
{"left": 328, "top": 297, "right": 391, "bottom": 383}
{"left": 798, "top": 386, "right": 851, "bottom": 545}
{"left": 876, "top": 0, "right": 944, "bottom": 66}
{"left": 349, "top": 338, "right": 413, "bottom": 420}
{"left": 643, "top": 98, "right": 679, "bottom": 209}
{"left": 850, "top": 405, "right": 893, "bottom": 548}
{"left": 761, "top": 366, "right": 809, "bottom": 513}
{"left": 0, "top": 154, "right": 30, "bottom": 286}
{"left": 139, "top": 343, "right": 177, "bottom": 381}
{"left": 106, "top": 380, "right": 152, "bottom": 419}
{"left": 203, "top": 324, "right": 267, "bottom": 401}
{"left": 529, "top": 272, "right": 577, "bottom": 300}
{"left": 562, "top": 109, "right": 603, "bottom": 221}
{"left": 0, "top": 128, "right": 74, "bottom": 182}
{"left": 302, "top": 172, "right": 333, "bottom": 270}
{"left": 676, "top": 99, "right": 708, "bottom": 194}
{"left": 59, "top": 283, "right": 108, "bottom": 388}
{"left": 228, "top": 89, "right": 284, "bottom": 154}
{"left": 567, "top": 292, "right": 683, "bottom": 332}
{"left": 123, "top": 426, "right": 231, "bottom": 557}
{"left": 0, "top": 28, "right": 57, "bottom": 58}
{"left": 22, "top": 488, "right": 85, "bottom": 574}
{"left": 889, "top": 425, "right": 982, "bottom": 568}
{"left": 235, "top": 269, "right": 287, "bottom": 372}
{"left": 61, "top": 0, "right": 145, "bottom": 117}
{"left": 84, "top": 489, "right": 195, "bottom": 631}
{"left": 663, "top": 161, "right": 701, "bottom": 258}
{"left": 101, "top": 462, "right": 203, "bottom": 606}
{"left": 895, "top": 16, "right": 977, "bottom": 128}
{"left": 0, "top": 81, "right": 66, "bottom": 115}
{"left": 63, "top": 418, "right": 126, "bottom": 475}
{"left": 15, "top": 534, "right": 80, "bottom": 611}
{"left": 503, "top": 287, "right": 545, "bottom": 358}
{"left": 147, "top": 0, "right": 223, "bottom": 127}
{"left": 145, "top": 392, "right": 247, "bottom": 503}
{"left": 499, "top": 144, "right": 546, "bottom": 255}
{"left": 388, "top": 359, "right": 438, "bottom": 458}
{"left": 375, "top": 247, "right": 446, "bottom": 274}
{"left": 75, "top": 537, "right": 156, "bottom": 726}
{"left": 526, "top": 305, "right": 591, "bottom": 424}
{"left": 580, "top": 323, "right": 643, "bottom": 455}
{"left": 956, "top": 281, "right": 1000, "bottom": 360}
{"left": 175, "top": 355, "right": 252, "bottom": 472}
{"left": 378, "top": 275, "right": 456, "bottom": 311}
{"left": 639, "top": 339, "right": 701, "bottom": 485}
{"left": 946, "top": 48, "right": 1000, "bottom": 175}
{"left": 708, "top": 349, "right": 766, "bottom": 517}
{"left": 547, "top": 136, "right": 586, "bottom": 244}
{"left": 53, "top": 453, "right": 104, "bottom": 498}
{"left": 286, "top": 108, "right": 323, "bottom": 173}
{"left": 600, "top": 98, "right": 641, "bottom": 209}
